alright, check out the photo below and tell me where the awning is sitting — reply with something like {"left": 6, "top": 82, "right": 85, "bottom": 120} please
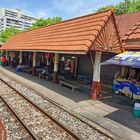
{"left": 104, "top": 51, "right": 140, "bottom": 68}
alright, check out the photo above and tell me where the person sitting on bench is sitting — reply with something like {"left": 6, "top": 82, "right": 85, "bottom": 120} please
{"left": 16, "top": 63, "right": 24, "bottom": 72}
{"left": 64, "top": 59, "right": 71, "bottom": 79}
{"left": 39, "top": 66, "right": 47, "bottom": 80}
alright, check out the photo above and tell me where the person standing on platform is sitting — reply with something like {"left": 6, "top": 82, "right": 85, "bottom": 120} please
{"left": 1, "top": 55, "right": 6, "bottom": 66}
{"left": 8, "top": 55, "right": 11, "bottom": 66}
{"left": 64, "top": 59, "right": 71, "bottom": 79}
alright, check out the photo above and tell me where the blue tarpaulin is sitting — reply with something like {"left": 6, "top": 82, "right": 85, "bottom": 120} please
{"left": 105, "top": 51, "right": 140, "bottom": 68}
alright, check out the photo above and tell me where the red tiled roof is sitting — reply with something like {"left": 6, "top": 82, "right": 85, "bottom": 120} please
{"left": 116, "top": 11, "right": 140, "bottom": 40}
{"left": 123, "top": 21, "right": 140, "bottom": 41}
{"left": 122, "top": 21, "right": 140, "bottom": 50}
{"left": 2, "top": 10, "right": 121, "bottom": 54}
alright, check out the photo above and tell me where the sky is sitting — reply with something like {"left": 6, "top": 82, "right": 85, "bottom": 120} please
{"left": 0, "top": 0, "right": 124, "bottom": 20}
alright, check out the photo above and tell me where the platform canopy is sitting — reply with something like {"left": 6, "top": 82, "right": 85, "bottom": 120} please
{"left": 105, "top": 51, "right": 140, "bottom": 68}
{"left": 1, "top": 10, "right": 122, "bottom": 54}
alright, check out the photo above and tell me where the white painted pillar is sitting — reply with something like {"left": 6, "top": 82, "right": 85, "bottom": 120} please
{"left": 32, "top": 52, "right": 37, "bottom": 75}
{"left": 10, "top": 52, "right": 13, "bottom": 65}
{"left": 10, "top": 52, "right": 13, "bottom": 60}
{"left": 91, "top": 51, "right": 102, "bottom": 100}
{"left": 47, "top": 59, "right": 49, "bottom": 66}
{"left": 19, "top": 51, "right": 23, "bottom": 64}
{"left": 54, "top": 53, "right": 59, "bottom": 72}
{"left": 53, "top": 53, "right": 59, "bottom": 82}
{"left": 33, "top": 52, "right": 37, "bottom": 67}
{"left": 93, "top": 51, "right": 102, "bottom": 82}
{"left": 45, "top": 53, "right": 50, "bottom": 66}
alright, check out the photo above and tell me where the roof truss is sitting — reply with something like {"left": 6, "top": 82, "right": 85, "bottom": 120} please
{"left": 91, "top": 13, "right": 122, "bottom": 53}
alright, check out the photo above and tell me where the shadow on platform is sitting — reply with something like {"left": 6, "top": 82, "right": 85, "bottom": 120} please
{"left": 101, "top": 92, "right": 140, "bottom": 133}
{"left": 3, "top": 66, "right": 90, "bottom": 102}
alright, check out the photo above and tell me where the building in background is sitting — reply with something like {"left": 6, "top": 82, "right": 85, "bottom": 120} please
{"left": 0, "top": 8, "right": 37, "bottom": 32}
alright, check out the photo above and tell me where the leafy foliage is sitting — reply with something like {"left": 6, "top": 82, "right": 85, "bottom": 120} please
{"left": 97, "top": 5, "right": 115, "bottom": 13}
{"left": 0, "top": 28, "right": 21, "bottom": 42}
{"left": 31, "top": 17, "right": 62, "bottom": 29}
{"left": 97, "top": 0, "right": 140, "bottom": 15}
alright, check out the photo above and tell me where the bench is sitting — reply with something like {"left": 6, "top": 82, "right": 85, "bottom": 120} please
{"left": 59, "top": 80, "right": 80, "bottom": 92}
{"left": 23, "top": 68, "right": 32, "bottom": 74}
{"left": 36, "top": 68, "right": 44, "bottom": 76}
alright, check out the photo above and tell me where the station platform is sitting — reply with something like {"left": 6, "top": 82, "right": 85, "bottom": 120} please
{"left": 0, "top": 66, "right": 140, "bottom": 140}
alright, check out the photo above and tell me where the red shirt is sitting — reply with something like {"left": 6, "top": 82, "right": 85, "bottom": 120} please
{"left": 1, "top": 57, "right": 6, "bottom": 63}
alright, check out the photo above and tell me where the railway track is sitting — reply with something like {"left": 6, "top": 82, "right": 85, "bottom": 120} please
{"left": 0, "top": 79, "right": 81, "bottom": 140}
{"left": 0, "top": 72, "right": 114, "bottom": 140}
{"left": 0, "top": 97, "right": 33, "bottom": 140}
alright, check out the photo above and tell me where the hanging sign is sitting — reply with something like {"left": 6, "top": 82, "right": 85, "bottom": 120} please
{"left": 45, "top": 53, "right": 50, "bottom": 60}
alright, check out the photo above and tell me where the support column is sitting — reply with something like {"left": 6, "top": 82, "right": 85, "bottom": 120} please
{"left": 91, "top": 51, "right": 102, "bottom": 100}
{"left": 5, "top": 51, "right": 8, "bottom": 66}
{"left": 32, "top": 52, "right": 37, "bottom": 75}
{"left": 47, "top": 59, "right": 49, "bottom": 66}
{"left": 10, "top": 52, "right": 13, "bottom": 66}
{"left": 121, "top": 66, "right": 125, "bottom": 78}
{"left": 53, "top": 53, "right": 59, "bottom": 82}
{"left": 5, "top": 51, "right": 8, "bottom": 60}
{"left": 45, "top": 53, "right": 50, "bottom": 66}
{"left": 74, "top": 56, "right": 78, "bottom": 78}
{"left": 19, "top": 51, "right": 23, "bottom": 64}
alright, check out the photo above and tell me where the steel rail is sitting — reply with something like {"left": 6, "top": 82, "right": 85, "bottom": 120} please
{"left": 14, "top": 80, "right": 114, "bottom": 139}
{"left": 0, "top": 78, "right": 82, "bottom": 140}
{"left": 0, "top": 96, "right": 38, "bottom": 140}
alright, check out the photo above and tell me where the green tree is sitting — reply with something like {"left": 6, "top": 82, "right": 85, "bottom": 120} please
{"left": 97, "top": 0, "right": 140, "bottom": 15}
{"left": 0, "top": 28, "right": 21, "bottom": 42}
{"left": 115, "top": 0, "right": 132, "bottom": 15}
{"left": 31, "top": 17, "right": 62, "bottom": 29}
{"left": 96, "top": 5, "right": 115, "bottom": 13}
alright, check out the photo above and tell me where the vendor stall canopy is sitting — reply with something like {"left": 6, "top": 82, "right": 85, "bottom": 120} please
{"left": 105, "top": 51, "right": 140, "bottom": 68}
{"left": 1, "top": 10, "right": 122, "bottom": 54}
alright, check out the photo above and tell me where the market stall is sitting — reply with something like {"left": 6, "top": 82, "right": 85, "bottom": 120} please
{"left": 105, "top": 51, "right": 140, "bottom": 100}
